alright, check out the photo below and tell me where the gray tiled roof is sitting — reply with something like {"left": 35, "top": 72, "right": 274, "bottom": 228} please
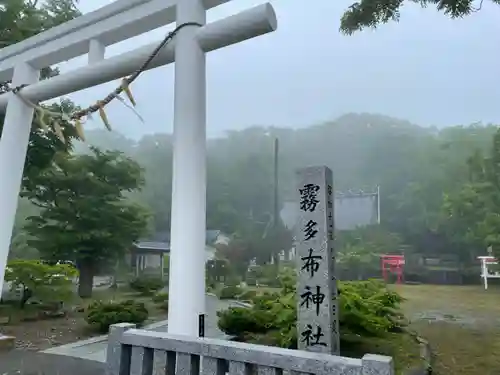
{"left": 135, "top": 230, "right": 222, "bottom": 252}
{"left": 134, "top": 241, "right": 169, "bottom": 251}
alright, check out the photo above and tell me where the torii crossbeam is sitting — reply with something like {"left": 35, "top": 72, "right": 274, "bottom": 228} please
{"left": 0, "top": 0, "right": 277, "bottom": 336}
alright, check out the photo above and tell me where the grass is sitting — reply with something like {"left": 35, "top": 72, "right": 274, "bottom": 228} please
{"left": 392, "top": 284, "right": 500, "bottom": 375}
{"left": 247, "top": 283, "right": 500, "bottom": 374}
{"left": 341, "top": 332, "right": 420, "bottom": 374}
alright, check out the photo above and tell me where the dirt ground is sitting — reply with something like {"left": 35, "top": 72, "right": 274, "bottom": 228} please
{"left": 393, "top": 284, "right": 500, "bottom": 375}
{"left": 0, "top": 288, "right": 167, "bottom": 351}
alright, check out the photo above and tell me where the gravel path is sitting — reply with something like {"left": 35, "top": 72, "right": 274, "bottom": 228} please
{"left": 152, "top": 294, "right": 241, "bottom": 338}
{"left": 0, "top": 350, "right": 105, "bottom": 375}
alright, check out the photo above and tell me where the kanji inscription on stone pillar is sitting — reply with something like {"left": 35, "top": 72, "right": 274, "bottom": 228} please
{"left": 295, "top": 166, "right": 339, "bottom": 355}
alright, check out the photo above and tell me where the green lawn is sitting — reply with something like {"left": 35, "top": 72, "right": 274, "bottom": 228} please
{"left": 393, "top": 284, "right": 500, "bottom": 375}
{"left": 247, "top": 283, "right": 500, "bottom": 374}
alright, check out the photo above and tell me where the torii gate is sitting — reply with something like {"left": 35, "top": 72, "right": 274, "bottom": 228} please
{"left": 478, "top": 256, "right": 500, "bottom": 290}
{"left": 0, "top": 0, "right": 277, "bottom": 337}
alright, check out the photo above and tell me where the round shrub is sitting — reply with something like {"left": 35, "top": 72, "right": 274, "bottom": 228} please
{"left": 217, "top": 307, "right": 272, "bottom": 336}
{"left": 152, "top": 291, "right": 169, "bottom": 312}
{"left": 259, "top": 277, "right": 281, "bottom": 288}
{"left": 206, "top": 281, "right": 217, "bottom": 293}
{"left": 152, "top": 291, "right": 169, "bottom": 304}
{"left": 237, "top": 289, "right": 257, "bottom": 302}
{"left": 224, "top": 275, "right": 241, "bottom": 287}
{"left": 129, "top": 276, "right": 164, "bottom": 296}
{"left": 217, "top": 278, "right": 406, "bottom": 349}
{"left": 219, "top": 285, "right": 243, "bottom": 300}
{"left": 85, "top": 300, "right": 149, "bottom": 333}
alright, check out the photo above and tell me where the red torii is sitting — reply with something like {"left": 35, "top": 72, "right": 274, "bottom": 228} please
{"left": 380, "top": 254, "right": 405, "bottom": 284}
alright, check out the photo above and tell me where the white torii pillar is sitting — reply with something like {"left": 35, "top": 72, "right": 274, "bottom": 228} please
{"left": 0, "top": 63, "right": 40, "bottom": 298}
{"left": 168, "top": 0, "right": 207, "bottom": 336}
{"left": 478, "top": 256, "right": 500, "bottom": 290}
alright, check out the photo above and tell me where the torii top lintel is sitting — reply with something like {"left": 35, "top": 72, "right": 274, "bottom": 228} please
{"left": 0, "top": 0, "right": 277, "bottom": 112}
{"left": 0, "top": 0, "right": 234, "bottom": 83}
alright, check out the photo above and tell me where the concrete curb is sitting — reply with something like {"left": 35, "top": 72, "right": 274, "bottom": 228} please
{"left": 206, "top": 292, "right": 251, "bottom": 308}
{"left": 404, "top": 328, "right": 433, "bottom": 375}
{"left": 231, "top": 300, "right": 252, "bottom": 308}
{"left": 42, "top": 294, "right": 237, "bottom": 360}
{"left": 143, "top": 319, "right": 169, "bottom": 330}
{"left": 42, "top": 335, "right": 108, "bottom": 354}
{"left": 41, "top": 319, "right": 169, "bottom": 355}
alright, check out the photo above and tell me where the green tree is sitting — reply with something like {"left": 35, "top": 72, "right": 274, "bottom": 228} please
{"left": 207, "top": 140, "right": 275, "bottom": 235}
{"left": 337, "top": 225, "right": 404, "bottom": 254}
{"left": 261, "top": 220, "right": 293, "bottom": 266}
{"left": 0, "top": 0, "right": 81, "bottom": 178}
{"left": 0, "top": 1, "right": 82, "bottom": 258}
{"left": 340, "top": 0, "right": 493, "bottom": 34}
{"left": 216, "top": 235, "right": 256, "bottom": 278}
{"left": 0, "top": 0, "right": 79, "bottom": 48}
{"left": 133, "top": 134, "right": 173, "bottom": 232}
{"left": 78, "top": 115, "right": 498, "bottom": 265}
{"left": 23, "top": 147, "right": 150, "bottom": 298}
{"left": 441, "top": 129, "right": 500, "bottom": 260}
{"left": 9, "top": 198, "right": 40, "bottom": 259}
{"left": 336, "top": 225, "right": 404, "bottom": 279}
{"left": 206, "top": 259, "right": 230, "bottom": 284}
{"left": 4, "top": 259, "right": 77, "bottom": 308}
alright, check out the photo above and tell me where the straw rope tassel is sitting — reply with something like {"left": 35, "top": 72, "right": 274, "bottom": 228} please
{"left": 97, "top": 101, "right": 112, "bottom": 131}
{"left": 53, "top": 121, "right": 66, "bottom": 143}
{"left": 121, "top": 78, "right": 136, "bottom": 106}
{"left": 36, "top": 108, "right": 48, "bottom": 131}
{"left": 75, "top": 118, "right": 86, "bottom": 141}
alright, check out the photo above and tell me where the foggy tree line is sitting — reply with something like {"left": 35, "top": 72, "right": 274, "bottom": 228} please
{"left": 10, "top": 113, "right": 500, "bottom": 267}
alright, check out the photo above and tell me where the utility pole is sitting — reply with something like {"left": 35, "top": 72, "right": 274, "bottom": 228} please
{"left": 273, "top": 137, "right": 279, "bottom": 229}
{"left": 264, "top": 132, "right": 280, "bottom": 265}
{"left": 272, "top": 136, "right": 280, "bottom": 265}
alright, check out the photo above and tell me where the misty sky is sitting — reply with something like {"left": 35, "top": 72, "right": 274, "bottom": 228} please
{"left": 57, "top": 0, "right": 500, "bottom": 139}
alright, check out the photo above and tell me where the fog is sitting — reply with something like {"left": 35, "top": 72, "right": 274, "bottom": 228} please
{"left": 57, "top": 0, "right": 500, "bottom": 140}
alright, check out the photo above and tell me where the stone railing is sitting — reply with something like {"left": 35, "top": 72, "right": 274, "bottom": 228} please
{"left": 106, "top": 323, "right": 394, "bottom": 375}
